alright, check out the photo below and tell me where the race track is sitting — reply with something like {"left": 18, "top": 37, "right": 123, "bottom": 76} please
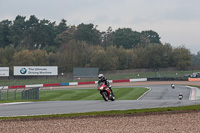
{"left": 0, "top": 84, "right": 200, "bottom": 117}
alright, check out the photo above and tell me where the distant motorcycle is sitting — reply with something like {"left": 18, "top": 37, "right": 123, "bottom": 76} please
{"left": 171, "top": 84, "right": 175, "bottom": 89}
{"left": 179, "top": 93, "right": 183, "bottom": 100}
{"left": 98, "top": 82, "right": 115, "bottom": 101}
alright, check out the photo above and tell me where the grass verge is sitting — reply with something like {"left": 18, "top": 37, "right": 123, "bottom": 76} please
{"left": 39, "top": 87, "right": 148, "bottom": 101}
{"left": 1, "top": 104, "right": 200, "bottom": 120}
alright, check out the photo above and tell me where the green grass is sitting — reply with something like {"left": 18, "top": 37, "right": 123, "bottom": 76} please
{"left": 39, "top": 87, "right": 148, "bottom": 101}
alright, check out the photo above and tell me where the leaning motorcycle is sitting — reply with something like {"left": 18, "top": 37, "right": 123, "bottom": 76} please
{"left": 98, "top": 82, "right": 115, "bottom": 101}
{"left": 179, "top": 93, "right": 183, "bottom": 100}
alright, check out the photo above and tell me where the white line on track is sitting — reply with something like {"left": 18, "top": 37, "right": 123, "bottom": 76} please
{"left": 0, "top": 102, "right": 33, "bottom": 106}
{"left": 137, "top": 87, "right": 152, "bottom": 100}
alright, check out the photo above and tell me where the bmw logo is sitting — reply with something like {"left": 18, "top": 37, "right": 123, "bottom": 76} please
{"left": 20, "top": 68, "right": 27, "bottom": 74}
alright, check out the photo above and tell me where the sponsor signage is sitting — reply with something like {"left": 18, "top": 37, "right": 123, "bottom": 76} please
{"left": 14, "top": 66, "right": 58, "bottom": 76}
{"left": 188, "top": 78, "right": 200, "bottom": 81}
{"left": 0, "top": 67, "right": 9, "bottom": 76}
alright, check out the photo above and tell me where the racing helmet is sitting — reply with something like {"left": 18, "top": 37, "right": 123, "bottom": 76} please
{"left": 98, "top": 74, "right": 104, "bottom": 80}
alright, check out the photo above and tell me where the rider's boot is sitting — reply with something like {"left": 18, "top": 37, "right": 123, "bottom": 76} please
{"left": 109, "top": 85, "right": 114, "bottom": 96}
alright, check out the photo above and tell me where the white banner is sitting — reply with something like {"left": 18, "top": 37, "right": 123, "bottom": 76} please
{"left": 14, "top": 66, "right": 58, "bottom": 76}
{"left": 0, "top": 67, "right": 9, "bottom": 76}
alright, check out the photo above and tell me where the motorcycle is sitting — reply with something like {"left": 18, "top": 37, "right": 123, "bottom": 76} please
{"left": 98, "top": 82, "right": 115, "bottom": 101}
{"left": 171, "top": 84, "right": 175, "bottom": 89}
{"left": 179, "top": 93, "right": 183, "bottom": 100}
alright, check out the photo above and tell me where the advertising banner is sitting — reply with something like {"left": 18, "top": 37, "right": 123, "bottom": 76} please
{"left": 14, "top": 66, "right": 58, "bottom": 76}
{"left": 188, "top": 78, "right": 200, "bottom": 81}
{"left": 0, "top": 67, "right": 9, "bottom": 76}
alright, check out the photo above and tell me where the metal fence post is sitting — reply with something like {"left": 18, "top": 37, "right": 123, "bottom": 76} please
{"left": 7, "top": 89, "right": 9, "bottom": 100}
{"left": 36, "top": 87, "right": 39, "bottom": 100}
{"left": 14, "top": 89, "right": 17, "bottom": 100}
{"left": 21, "top": 88, "right": 26, "bottom": 100}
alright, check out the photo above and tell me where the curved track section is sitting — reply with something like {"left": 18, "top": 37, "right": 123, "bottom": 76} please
{"left": 0, "top": 85, "right": 200, "bottom": 117}
{"left": 139, "top": 85, "right": 191, "bottom": 100}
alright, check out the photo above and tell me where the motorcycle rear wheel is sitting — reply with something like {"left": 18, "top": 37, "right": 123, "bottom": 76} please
{"left": 102, "top": 91, "right": 108, "bottom": 101}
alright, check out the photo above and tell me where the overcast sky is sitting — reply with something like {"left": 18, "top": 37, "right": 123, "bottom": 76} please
{"left": 0, "top": 0, "right": 200, "bottom": 54}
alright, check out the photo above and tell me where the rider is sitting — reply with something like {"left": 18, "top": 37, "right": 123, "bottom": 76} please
{"left": 179, "top": 93, "right": 183, "bottom": 100}
{"left": 98, "top": 74, "right": 114, "bottom": 96}
{"left": 171, "top": 84, "right": 175, "bottom": 89}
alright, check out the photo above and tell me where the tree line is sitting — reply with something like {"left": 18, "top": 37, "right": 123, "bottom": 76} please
{"left": 0, "top": 15, "right": 199, "bottom": 74}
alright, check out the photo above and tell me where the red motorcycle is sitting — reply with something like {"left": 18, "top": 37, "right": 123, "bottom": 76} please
{"left": 98, "top": 82, "right": 115, "bottom": 101}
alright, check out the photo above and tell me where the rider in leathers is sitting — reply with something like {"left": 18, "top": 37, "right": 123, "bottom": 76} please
{"left": 98, "top": 74, "right": 114, "bottom": 96}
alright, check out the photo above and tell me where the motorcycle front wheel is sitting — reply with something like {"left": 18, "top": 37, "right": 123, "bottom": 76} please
{"left": 111, "top": 95, "right": 115, "bottom": 101}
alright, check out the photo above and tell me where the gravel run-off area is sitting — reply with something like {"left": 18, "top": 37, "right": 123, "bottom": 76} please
{"left": 1, "top": 81, "right": 200, "bottom": 133}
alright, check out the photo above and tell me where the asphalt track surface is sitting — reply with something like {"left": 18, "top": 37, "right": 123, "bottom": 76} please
{"left": 0, "top": 84, "right": 200, "bottom": 117}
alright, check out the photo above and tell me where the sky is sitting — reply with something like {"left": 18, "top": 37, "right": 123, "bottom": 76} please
{"left": 0, "top": 0, "right": 200, "bottom": 54}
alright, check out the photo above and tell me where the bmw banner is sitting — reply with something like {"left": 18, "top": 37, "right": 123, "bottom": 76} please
{"left": 14, "top": 66, "right": 58, "bottom": 76}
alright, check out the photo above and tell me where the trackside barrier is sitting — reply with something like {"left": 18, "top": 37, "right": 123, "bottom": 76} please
{"left": 78, "top": 81, "right": 95, "bottom": 85}
{"left": 43, "top": 83, "right": 60, "bottom": 87}
{"left": 69, "top": 82, "right": 78, "bottom": 86}
{"left": 26, "top": 84, "right": 43, "bottom": 88}
{"left": 188, "top": 86, "right": 200, "bottom": 100}
{"left": 108, "top": 80, "right": 113, "bottom": 83}
{"left": 60, "top": 83, "right": 69, "bottom": 86}
{"left": 113, "top": 79, "right": 130, "bottom": 83}
{"left": 130, "top": 78, "right": 147, "bottom": 82}
{"left": 5, "top": 78, "right": 148, "bottom": 89}
{"left": 0, "top": 86, "right": 8, "bottom": 89}
{"left": 8, "top": 85, "right": 26, "bottom": 89}
{"left": 189, "top": 87, "right": 197, "bottom": 100}
{"left": 188, "top": 78, "right": 200, "bottom": 81}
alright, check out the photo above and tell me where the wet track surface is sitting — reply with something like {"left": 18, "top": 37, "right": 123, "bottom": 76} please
{"left": 0, "top": 84, "right": 200, "bottom": 117}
